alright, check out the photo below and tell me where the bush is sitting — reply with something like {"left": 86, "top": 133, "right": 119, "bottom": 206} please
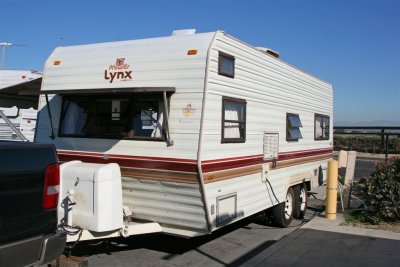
{"left": 334, "top": 135, "right": 400, "bottom": 154}
{"left": 358, "top": 157, "right": 400, "bottom": 221}
{"left": 345, "top": 209, "right": 382, "bottom": 225}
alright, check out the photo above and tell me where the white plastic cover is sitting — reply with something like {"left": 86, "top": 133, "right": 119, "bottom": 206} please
{"left": 59, "top": 161, "right": 123, "bottom": 232}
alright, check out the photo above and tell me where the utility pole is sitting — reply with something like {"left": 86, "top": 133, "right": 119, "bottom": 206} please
{"left": 0, "top": 42, "right": 25, "bottom": 69}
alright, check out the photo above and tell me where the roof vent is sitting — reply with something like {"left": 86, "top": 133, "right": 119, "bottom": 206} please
{"left": 256, "top": 47, "right": 280, "bottom": 58}
{"left": 171, "top": 29, "right": 196, "bottom": 36}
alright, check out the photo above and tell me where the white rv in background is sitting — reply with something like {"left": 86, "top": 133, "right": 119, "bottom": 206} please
{"left": 0, "top": 70, "right": 42, "bottom": 89}
{"left": 0, "top": 70, "right": 41, "bottom": 141}
{"left": 0, "top": 106, "right": 37, "bottom": 141}
{"left": 35, "top": 30, "right": 333, "bottom": 241}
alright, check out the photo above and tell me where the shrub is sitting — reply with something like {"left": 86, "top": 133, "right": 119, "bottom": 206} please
{"left": 345, "top": 209, "right": 382, "bottom": 225}
{"left": 334, "top": 135, "right": 400, "bottom": 154}
{"left": 358, "top": 157, "right": 400, "bottom": 221}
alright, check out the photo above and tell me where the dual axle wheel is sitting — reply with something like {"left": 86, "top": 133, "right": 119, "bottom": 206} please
{"left": 271, "top": 184, "right": 308, "bottom": 228}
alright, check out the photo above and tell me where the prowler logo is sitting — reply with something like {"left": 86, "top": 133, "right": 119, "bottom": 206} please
{"left": 104, "top": 58, "right": 133, "bottom": 83}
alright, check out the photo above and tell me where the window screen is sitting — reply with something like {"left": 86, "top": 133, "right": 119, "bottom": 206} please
{"left": 59, "top": 94, "right": 165, "bottom": 140}
{"left": 315, "top": 114, "right": 330, "bottom": 140}
{"left": 218, "top": 52, "right": 235, "bottom": 78}
{"left": 222, "top": 97, "right": 246, "bottom": 143}
{"left": 286, "top": 113, "right": 303, "bottom": 141}
{"left": 288, "top": 114, "right": 302, "bottom": 128}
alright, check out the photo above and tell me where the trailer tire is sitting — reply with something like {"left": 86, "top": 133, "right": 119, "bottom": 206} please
{"left": 293, "top": 184, "right": 308, "bottom": 219}
{"left": 272, "top": 187, "right": 294, "bottom": 228}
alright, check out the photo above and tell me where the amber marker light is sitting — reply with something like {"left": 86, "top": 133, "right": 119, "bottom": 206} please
{"left": 53, "top": 60, "right": 61, "bottom": 65}
{"left": 187, "top": 50, "right": 198, "bottom": 55}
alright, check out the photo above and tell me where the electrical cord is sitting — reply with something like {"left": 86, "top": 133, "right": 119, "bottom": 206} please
{"left": 264, "top": 178, "right": 320, "bottom": 228}
{"left": 123, "top": 209, "right": 129, "bottom": 223}
{"left": 265, "top": 179, "right": 295, "bottom": 219}
{"left": 59, "top": 223, "right": 82, "bottom": 235}
{"left": 266, "top": 179, "right": 281, "bottom": 205}
{"left": 59, "top": 223, "right": 84, "bottom": 253}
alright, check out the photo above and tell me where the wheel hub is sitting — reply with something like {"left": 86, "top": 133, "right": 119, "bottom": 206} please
{"left": 300, "top": 188, "right": 307, "bottom": 211}
{"left": 285, "top": 192, "right": 293, "bottom": 219}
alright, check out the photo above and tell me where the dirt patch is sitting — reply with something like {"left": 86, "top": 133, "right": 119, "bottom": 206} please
{"left": 345, "top": 221, "right": 400, "bottom": 233}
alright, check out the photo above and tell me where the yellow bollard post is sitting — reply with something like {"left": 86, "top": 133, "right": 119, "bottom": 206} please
{"left": 325, "top": 159, "right": 338, "bottom": 220}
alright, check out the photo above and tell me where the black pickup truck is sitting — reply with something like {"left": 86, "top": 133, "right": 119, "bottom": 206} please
{"left": 0, "top": 141, "right": 66, "bottom": 266}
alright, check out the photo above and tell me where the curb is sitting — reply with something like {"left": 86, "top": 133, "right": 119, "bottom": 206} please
{"left": 302, "top": 214, "right": 400, "bottom": 241}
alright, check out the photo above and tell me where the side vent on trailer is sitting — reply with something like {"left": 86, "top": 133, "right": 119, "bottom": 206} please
{"left": 263, "top": 132, "right": 279, "bottom": 160}
{"left": 256, "top": 47, "right": 280, "bottom": 58}
{"left": 262, "top": 132, "right": 279, "bottom": 181}
{"left": 171, "top": 29, "right": 196, "bottom": 36}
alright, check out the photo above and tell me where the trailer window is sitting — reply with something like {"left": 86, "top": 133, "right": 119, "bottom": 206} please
{"left": 59, "top": 94, "right": 165, "bottom": 140}
{"left": 222, "top": 97, "right": 246, "bottom": 143}
{"left": 315, "top": 114, "right": 330, "bottom": 140}
{"left": 218, "top": 52, "right": 235, "bottom": 78}
{"left": 286, "top": 113, "right": 303, "bottom": 141}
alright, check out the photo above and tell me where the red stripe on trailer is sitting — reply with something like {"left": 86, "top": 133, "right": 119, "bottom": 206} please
{"left": 57, "top": 153, "right": 198, "bottom": 173}
{"left": 57, "top": 147, "right": 332, "bottom": 174}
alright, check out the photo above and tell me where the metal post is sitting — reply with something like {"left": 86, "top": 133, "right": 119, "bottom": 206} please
{"left": 163, "top": 91, "right": 173, "bottom": 146}
{"left": 45, "top": 94, "right": 55, "bottom": 139}
{"left": 0, "top": 42, "right": 25, "bottom": 69}
{"left": 381, "top": 128, "right": 385, "bottom": 153}
{"left": 326, "top": 160, "right": 338, "bottom": 220}
{"left": 1, "top": 45, "right": 5, "bottom": 69}
{"left": 385, "top": 133, "right": 389, "bottom": 161}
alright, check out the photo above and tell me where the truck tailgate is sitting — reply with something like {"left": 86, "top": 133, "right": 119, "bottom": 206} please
{"left": 0, "top": 142, "right": 58, "bottom": 245}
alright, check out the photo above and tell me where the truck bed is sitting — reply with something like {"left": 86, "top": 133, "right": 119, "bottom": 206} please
{"left": 0, "top": 141, "right": 65, "bottom": 266}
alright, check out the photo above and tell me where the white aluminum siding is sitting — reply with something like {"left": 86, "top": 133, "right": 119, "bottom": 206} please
{"left": 201, "top": 32, "right": 332, "bottom": 160}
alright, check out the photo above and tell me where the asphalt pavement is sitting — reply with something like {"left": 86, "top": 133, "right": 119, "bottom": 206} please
{"left": 68, "top": 185, "right": 400, "bottom": 266}
{"left": 240, "top": 185, "right": 400, "bottom": 267}
{"left": 241, "top": 214, "right": 400, "bottom": 267}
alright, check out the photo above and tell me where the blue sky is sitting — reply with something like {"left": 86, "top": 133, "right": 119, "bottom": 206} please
{"left": 0, "top": 0, "right": 399, "bottom": 124}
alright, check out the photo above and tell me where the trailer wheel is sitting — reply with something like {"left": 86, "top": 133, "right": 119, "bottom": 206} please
{"left": 293, "top": 184, "right": 308, "bottom": 219}
{"left": 272, "top": 187, "right": 294, "bottom": 228}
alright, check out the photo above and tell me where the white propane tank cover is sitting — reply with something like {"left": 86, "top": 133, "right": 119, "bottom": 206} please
{"left": 59, "top": 161, "right": 123, "bottom": 232}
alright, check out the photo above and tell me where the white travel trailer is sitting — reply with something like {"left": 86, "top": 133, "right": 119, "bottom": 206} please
{"left": 0, "top": 70, "right": 42, "bottom": 89}
{"left": 0, "top": 106, "right": 37, "bottom": 141}
{"left": 35, "top": 30, "right": 333, "bottom": 240}
{"left": 0, "top": 70, "right": 42, "bottom": 141}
